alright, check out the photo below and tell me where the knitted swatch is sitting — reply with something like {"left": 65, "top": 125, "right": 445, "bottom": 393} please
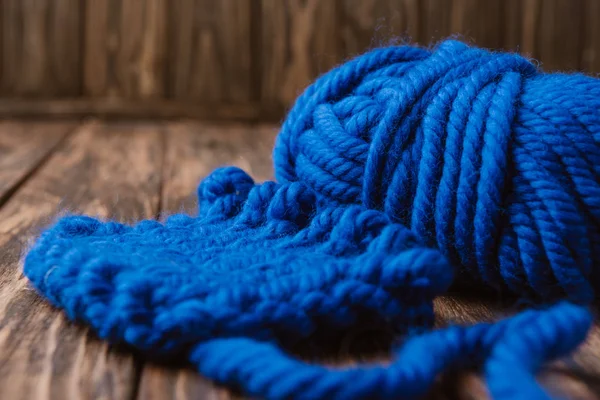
{"left": 24, "top": 40, "right": 600, "bottom": 399}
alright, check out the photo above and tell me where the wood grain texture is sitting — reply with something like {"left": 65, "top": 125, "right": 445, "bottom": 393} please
{"left": 535, "top": 0, "right": 585, "bottom": 72}
{"left": 419, "top": 0, "right": 454, "bottom": 46}
{"left": 260, "top": 0, "right": 340, "bottom": 107}
{"left": 1, "top": 0, "right": 81, "bottom": 96}
{"left": 159, "top": 122, "right": 276, "bottom": 214}
{"left": 449, "top": 0, "right": 504, "bottom": 49}
{"left": 339, "top": 0, "right": 505, "bottom": 58}
{"left": 0, "top": 121, "right": 165, "bottom": 399}
{"left": 502, "top": 0, "right": 529, "bottom": 53}
{"left": 136, "top": 123, "right": 277, "bottom": 399}
{"left": 502, "top": 0, "right": 588, "bottom": 71}
{"left": 137, "top": 366, "right": 233, "bottom": 400}
{"left": 168, "top": 0, "right": 253, "bottom": 103}
{"left": 582, "top": 0, "right": 600, "bottom": 73}
{"left": 84, "top": 0, "right": 168, "bottom": 98}
{"left": 1, "top": 0, "right": 599, "bottom": 118}
{"left": 339, "top": 0, "right": 420, "bottom": 55}
{"left": 0, "top": 121, "right": 71, "bottom": 204}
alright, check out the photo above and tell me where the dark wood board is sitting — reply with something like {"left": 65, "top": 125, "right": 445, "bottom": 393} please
{"left": 0, "top": 120, "right": 165, "bottom": 399}
{"left": 0, "top": 121, "right": 73, "bottom": 205}
{"left": 0, "top": 99, "right": 283, "bottom": 122}
{"left": 1, "top": 0, "right": 599, "bottom": 119}
{"left": 137, "top": 122, "right": 277, "bottom": 399}
{"left": 0, "top": 120, "right": 598, "bottom": 399}
{"left": 83, "top": 0, "right": 168, "bottom": 99}
{"left": 0, "top": 0, "right": 82, "bottom": 96}
{"left": 167, "top": 0, "right": 253, "bottom": 103}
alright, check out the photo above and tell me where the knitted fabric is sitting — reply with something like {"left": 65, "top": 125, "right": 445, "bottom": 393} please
{"left": 24, "top": 40, "right": 600, "bottom": 399}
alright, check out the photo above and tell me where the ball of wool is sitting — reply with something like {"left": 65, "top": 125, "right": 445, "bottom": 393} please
{"left": 274, "top": 39, "right": 600, "bottom": 303}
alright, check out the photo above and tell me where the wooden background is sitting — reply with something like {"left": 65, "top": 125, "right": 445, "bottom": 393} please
{"left": 0, "top": 0, "right": 599, "bottom": 121}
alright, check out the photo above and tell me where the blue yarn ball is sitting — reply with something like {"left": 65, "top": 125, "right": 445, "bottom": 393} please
{"left": 274, "top": 40, "right": 600, "bottom": 303}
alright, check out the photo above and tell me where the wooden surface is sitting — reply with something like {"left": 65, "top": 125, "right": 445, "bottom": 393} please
{"left": 1, "top": 0, "right": 82, "bottom": 96}
{"left": 0, "top": 120, "right": 599, "bottom": 399}
{"left": 83, "top": 0, "right": 168, "bottom": 99}
{"left": 0, "top": 0, "right": 600, "bottom": 120}
{"left": 0, "top": 98, "right": 283, "bottom": 122}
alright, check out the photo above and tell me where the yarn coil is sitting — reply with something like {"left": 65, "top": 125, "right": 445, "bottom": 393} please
{"left": 23, "top": 40, "right": 600, "bottom": 399}
{"left": 275, "top": 39, "right": 600, "bottom": 303}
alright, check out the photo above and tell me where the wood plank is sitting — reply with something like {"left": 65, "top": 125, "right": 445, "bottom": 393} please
{"left": 419, "top": 0, "right": 505, "bottom": 48}
{"left": 0, "top": 120, "right": 165, "bottom": 399}
{"left": 1, "top": 0, "right": 81, "bottom": 96}
{"left": 582, "top": 0, "right": 600, "bottom": 73}
{"left": 137, "top": 366, "right": 230, "bottom": 400}
{"left": 449, "top": 0, "right": 504, "bottom": 49}
{"left": 0, "top": 121, "right": 72, "bottom": 205}
{"left": 339, "top": 0, "right": 420, "bottom": 55}
{"left": 84, "top": 0, "right": 168, "bottom": 98}
{"left": 168, "top": 0, "right": 253, "bottom": 103}
{"left": 260, "top": 0, "right": 340, "bottom": 108}
{"left": 160, "top": 123, "right": 276, "bottom": 214}
{"left": 137, "top": 122, "right": 277, "bottom": 399}
{"left": 504, "top": 0, "right": 585, "bottom": 71}
{"left": 502, "top": 0, "right": 530, "bottom": 54}
{"left": 535, "top": 0, "right": 586, "bottom": 72}
{"left": 0, "top": 98, "right": 283, "bottom": 122}
{"left": 419, "top": 0, "right": 454, "bottom": 46}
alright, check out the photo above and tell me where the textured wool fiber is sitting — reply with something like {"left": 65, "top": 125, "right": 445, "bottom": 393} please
{"left": 24, "top": 40, "right": 600, "bottom": 399}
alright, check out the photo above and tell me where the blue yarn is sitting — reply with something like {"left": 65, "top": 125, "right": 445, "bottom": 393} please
{"left": 23, "top": 40, "right": 600, "bottom": 399}
{"left": 274, "top": 39, "right": 600, "bottom": 303}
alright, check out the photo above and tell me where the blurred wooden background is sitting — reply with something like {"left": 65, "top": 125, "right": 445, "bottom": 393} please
{"left": 0, "top": 0, "right": 598, "bottom": 121}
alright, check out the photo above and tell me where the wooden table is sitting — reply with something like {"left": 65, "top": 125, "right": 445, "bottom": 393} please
{"left": 0, "top": 120, "right": 598, "bottom": 399}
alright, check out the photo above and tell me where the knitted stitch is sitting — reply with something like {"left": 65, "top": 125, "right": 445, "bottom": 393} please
{"left": 24, "top": 40, "right": 600, "bottom": 399}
